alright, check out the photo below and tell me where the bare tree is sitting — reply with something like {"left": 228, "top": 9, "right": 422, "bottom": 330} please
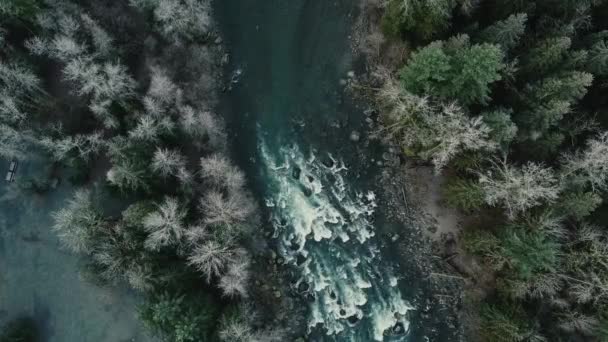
{"left": 218, "top": 249, "right": 250, "bottom": 298}
{"left": 40, "top": 132, "right": 105, "bottom": 162}
{"left": 479, "top": 160, "right": 560, "bottom": 218}
{"left": 199, "top": 190, "right": 256, "bottom": 229}
{"left": 143, "top": 197, "right": 188, "bottom": 250}
{"left": 179, "top": 107, "right": 226, "bottom": 148}
{"left": 188, "top": 239, "right": 235, "bottom": 282}
{"left": 130, "top": 0, "right": 213, "bottom": 43}
{"left": 561, "top": 132, "right": 608, "bottom": 192}
{"left": 0, "top": 123, "right": 36, "bottom": 160}
{"left": 52, "top": 189, "right": 105, "bottom": 253}
{"left": 376, "top": 74, "right": 496, "bottom": 171}
{"left": 200, "top": 154, "right": 245, "bottom": 190}
{"left": 151, "top": 147, "right": 186, "bottom": 178}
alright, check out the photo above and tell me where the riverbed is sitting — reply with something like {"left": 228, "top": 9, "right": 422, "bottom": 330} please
{"left": 215, "top": 1, "right": 460, "bottom": 341}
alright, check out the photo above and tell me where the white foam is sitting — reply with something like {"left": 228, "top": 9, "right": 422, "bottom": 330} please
{"left": 259, "top": 140, "right": 413, "bottom": 340}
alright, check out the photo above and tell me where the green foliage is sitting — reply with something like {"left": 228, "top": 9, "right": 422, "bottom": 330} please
{"left": 598, "top": 312, "right": 608, "bottom": 342}
{"left": 478, "top": 13, "right": 528, "bottom": 51}
{"left": 106, "top": 137, "right": 155, "bottom": 192}
{"left": 0, "top": 0, "right": 42, "bottom": 22}
{"left": 587, "top": 37, "right": 608, "bottom": 75}
{"left": 500, "top": 228, "right": 559, "bottom": 281}
{"left": 139, "top": 292, "right": 218, "bottom": 342}
{"left": 481, "top": 108, "right": 518, "bottom": 148}
{"left": 442, "top": 177, "right": 485, "bottom": 212}
{"left": 399, "top": 41, "right": 451, "bottom": 94}
{"left": 479, "top": 302, "right": 544, "bottom": 342}
{"left": 519, "top": 72, "right": 593, "bottom": 138}
{"left": 381, "top": 0, "right": 456, "bottom": 40}
{"left": 0, "top": 317, "right": 38, "bottom": 342}
{"left": 523, "top": 37, "right": 573, "bottom": 74}
{"left": 400, "top": 36, "right": 505, "bottom": 106}
{"left": 559, "top": 191, "right": 603, "bottom": 221}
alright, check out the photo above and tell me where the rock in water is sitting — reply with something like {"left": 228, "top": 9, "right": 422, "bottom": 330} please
{"left": 350, "top": 130, "right": 360, "bottom": 142}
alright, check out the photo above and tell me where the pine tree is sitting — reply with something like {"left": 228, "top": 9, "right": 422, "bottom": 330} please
{"left": 500, "top": 227, "right": 560, "bottom": 281}
{"left": 442, "top": 177, "right": 485, "bottom": 212}
{"left": 587, "top": 37, "right": 608, "bottom": 75}
{"left": 523, "top": 37, "right": 572, "bottom": 74}
{"left": 559, "top": 191, "right": 602, "bottom": 221}
{"left": 481, "top": 108, "right": 518, "bottom": 148}
{"left": 400, "top": 35, "right": 505, "bottom": 106}
{"left": 381, "top": 0, "right": 456, "bottom": 39}
{"left": 478, "top": 13, "right": 528, "bottom": 51}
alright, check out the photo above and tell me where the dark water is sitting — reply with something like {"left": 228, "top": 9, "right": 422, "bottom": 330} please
{"left": 216, "top": 1, "right": 456, "bottom": 341}
{"left": 0, "top": 158, "right": 151, "bottom": 341}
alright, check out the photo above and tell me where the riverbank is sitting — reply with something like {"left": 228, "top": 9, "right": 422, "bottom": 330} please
{"left": 347, "top": 1, "right": 489, "bottom": 340}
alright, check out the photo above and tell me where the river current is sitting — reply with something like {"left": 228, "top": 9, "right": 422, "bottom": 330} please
{"left": 216, "top": 1, "right": 422, "bottom": 341}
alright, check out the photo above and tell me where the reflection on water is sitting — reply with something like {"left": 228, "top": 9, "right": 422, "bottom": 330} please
{"left": 0, "top": 157, "right": 151, "bottom": 342}
{"left": 260, "top": 142, "right": 411, "bottom": 341}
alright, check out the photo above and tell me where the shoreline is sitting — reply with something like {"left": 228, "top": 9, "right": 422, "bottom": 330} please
{"left": 348, "top": 1, "right": 490, "bottom": 340}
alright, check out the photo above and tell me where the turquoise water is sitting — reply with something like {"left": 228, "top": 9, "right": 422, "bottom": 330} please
{"left": 216, "top": 1, "right": 457, "bottom": 341}
{"left": 0, "top": 158, "right": 151, "bottom": 341}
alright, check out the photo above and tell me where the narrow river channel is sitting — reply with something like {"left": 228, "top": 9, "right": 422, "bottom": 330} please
{"left": 214, "top": 1, "right": 457, "bottom": 341}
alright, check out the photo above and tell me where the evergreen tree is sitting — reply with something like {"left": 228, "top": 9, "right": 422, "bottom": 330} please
{"left": 400, "top": 35, "right": 505, "bottom": 106}
{"left": 381, "top": 0, "right": 456, "bottom": 39}
{"left": 478, "top": 13, "right": 528, "bottom": 52}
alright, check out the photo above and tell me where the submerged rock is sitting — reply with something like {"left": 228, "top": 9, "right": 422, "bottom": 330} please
{"left": 350, "top": 130, "right": 360, "bottom": 142}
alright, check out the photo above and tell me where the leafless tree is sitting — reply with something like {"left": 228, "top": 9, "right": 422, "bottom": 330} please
{"left": 143, "top": 197, "right": 188, "bottom": 250}
{"left": 188, "top": 239, "right": 235, "bottom": 282}
{"left": 52, "top": 189, "right": 105, "bottom": 253}
{"left": 561, "top": 131, "right": 608, "bottom": 192}
{"left": 479, "top": 159, "right": 560, "bottom": 218}
{"left": 200, "top": 190, "right": 256, "bottom": 229}
{"left": 151, "top": 147, "right": 186, "bottom": 178}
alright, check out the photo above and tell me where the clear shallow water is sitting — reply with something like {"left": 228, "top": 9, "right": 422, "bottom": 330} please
{"left": 0, "top": 158, "right": 151, "bottom": 341}
{"left": 215, "top": 1, "right": 429, "bottom": 341}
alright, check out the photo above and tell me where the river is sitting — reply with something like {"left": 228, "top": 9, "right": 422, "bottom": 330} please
{"left": 215, "top": 1, "right": 459, "bottom": 341}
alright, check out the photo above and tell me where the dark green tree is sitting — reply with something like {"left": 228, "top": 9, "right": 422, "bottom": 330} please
{"left": 139, "top": 292, "right": 218, "bottom": 342}
{"left": 400, "top": 35, "right": 505, "bottom": 106}
{"left": 481, "top": 108, "right": 518, "bottom": 148}
{"left": 500, "top": 227, "right": 560, "bottom": 281}
{"left": 382, "top": 0, "right": 456, "bottom": 39}
{"left": 442, "top": 177, "right": 485, "bottom": 212}
{"left": 478, "top": 13, "right": 528, "bottom": 51}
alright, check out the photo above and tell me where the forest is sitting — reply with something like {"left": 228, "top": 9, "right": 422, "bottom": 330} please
{"left": 5, "top": 0, "right": 608, "bottom": 341}
{"left": 369, "top": 0, "right": 608, "bottom": 341}
{"left": 0, "top": 0, "right": 290, "bottom": 341}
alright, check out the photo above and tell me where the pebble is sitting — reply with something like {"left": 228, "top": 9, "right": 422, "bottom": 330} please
{"left": 221, "top": 53, "right": 229, "bottom": 65}
{"left": 214, "top": 36, "right": 223, "bottom": 44}
{"left": 274, "top": 291, "right": 282, "bottom": 298}
{"left": 350, "top": 130, "right": 360, "bottom": 142}
{"left": 347, "top": 70, "right": 355, "bottom": 78}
